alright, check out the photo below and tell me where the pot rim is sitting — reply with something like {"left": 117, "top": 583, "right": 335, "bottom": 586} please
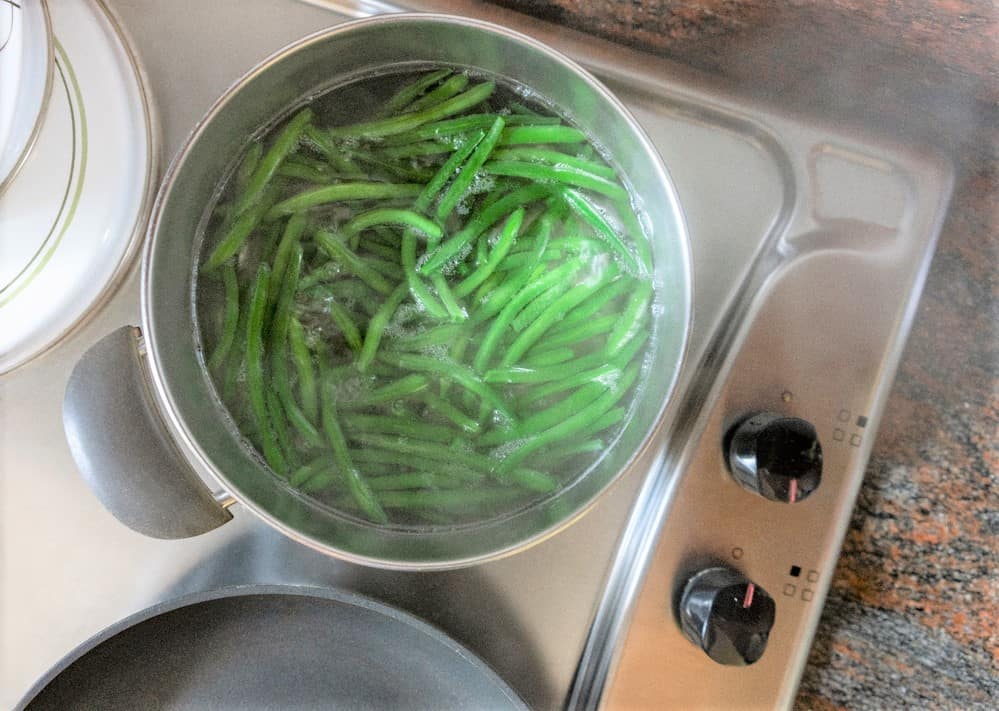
{"left": 139, "top": 12, "right": 693, "bottom": 570}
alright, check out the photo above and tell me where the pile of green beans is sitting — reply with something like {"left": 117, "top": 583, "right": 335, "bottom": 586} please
{"left": 197, "top": 68, "right": 654, "bottom": 526}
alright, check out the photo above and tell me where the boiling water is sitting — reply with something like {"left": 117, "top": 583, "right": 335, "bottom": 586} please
{"left": 194, "top": 66, "right": 656, "bottom": 527}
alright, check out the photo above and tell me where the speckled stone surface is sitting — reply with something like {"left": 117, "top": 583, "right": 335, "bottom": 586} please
{"left": 490, "top": 1, "right": 999, "bottom": 708}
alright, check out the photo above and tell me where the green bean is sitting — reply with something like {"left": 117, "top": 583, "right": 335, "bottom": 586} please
{"left": 232, "top": 108, "right": 312, "bottom": 218}
{"left": 505, "top": 468, "right": 558, "bottom": 492}
{"left": 471, "top": 271, "right": 504, "bottom": 306}
{"left": 380, "top": 141, "right": 454, "bottom": 159}
{"left": 290, "top": 456, "right": 333, "bottom": 488}
{"left": 342, "top": 208, "right": 442, "bottom": 242}
{"left": 363, "top": 256, "right": 404, "bottom": 281}
{"left": 420, "top": 391, "right": 481, "bottom": 434}
{"left": 207, "top": 263, "right": 240, "bottom": 372}
{"left": 483, "top": 331, "right": 648, "bottom": 384}
{"left": 615, "top": 194, "right": 654, "bottom": 272}
{"left": 221, "top": 281, "right": 251, "bottom": 404}
{"left": 511, "top": 279, "right": 572, "bottom": 333}
{"left": 491, "top": 252, "right": 540, "bottom": 273}
{"left": 551, "top": 277, "right": 631, "bottom": 332}
{"left": 268, "top": 183, "right": 423, "bottom": 218}
{"left": 265, "top": 387, "right": 295, "bottom": 467}
{"left": 469, "top": 233, "right": 549, "bottom": 325}
{"left": 484, "top": 161, "right": 628, "bottom": 202}
{"left": 349, "top": 446, "right": 485, "bottom": 477}
{"left": 365, "top": 488, "right": 524, "bottom": 510}
{"left": 202, "top": 192, "right": 275, "bottom": 272}
{"left": 361, "top": 238, "right": 403, "bottom": 263}
{"left": 431, "top": 274, "right": 466, "bottom": 321}
{"left": 380, "top": 68, "right": 452, "bottom": 116}
{"left": 415, "top": 131, "right": 484, "bottom": 214}
{"left": 453, "top": 207, "right": 523, "bottom": 298}
{"left": 521, "top": 346, "right": 575, "bottom": 368}
{"left": 367, "top": 472, "right": 471, "bottom": 491}
{"left": 380, "top": 113, "right": 561, "bottom": 146}
{"left": 289, "top": 151, "right": 336, "bottom": 174}
{"left": 327, "top": 299, "right": 363, "bottom": 352}
{"left": 245, "top": 265, "right": 288, "bottom": 474}
{"left": 267, "top": 212, "right": 307, "bottom": 307}
{"left": 497, "top": 363, "right": 639, "bottom": 471}
{"left": 447, "top": 336, "right": 472, "bottom": 403}
{"left": 509, "top": 101, "right": 543, "bottom": 117}
{"left": 473, "top": 259, "right": 584, "bottom": 372}
{"left": 542, "top": 438, "right": 605, "bottom": 463}
{"left": 298, "top": 260, "right": 339, "bottom": 290}
{"left": 277, "top": 162, "right": 337, "bottom": 184}
{"left": 357, "top": 283, "right": 408, "bottom": 372}
{"left": 474, "top": 231, "right": 489, "bottom": 268}
{"left": 536, "top": 313, "right": 618, "bottom": 352}
{"left": 270, "top": 246, "right": 324, "bottom": 448}
{"left": 342, "top": 413, "right": 456, "bottom": 443}
{"left": 513, "top": 235, "right": 605, "bottom": 259}
{"left": 329, "top": 81, "right": 495, "bottom": 138}
{"left": 386, "top": 324, "right": 465, "bottom": 350}
{"left": 490, "top": 147, "right": 616, "bottom": 180}
{"left": 350, "top": 432, "right": 498, "bottom": 472}
{"left": 605, "top": 281, "right": 653, "bottom": 356}
{"left": 316, "top": 230, "right": 395, "bottom": 296}
{"left": 435, "top": 116, "right": 505, "bottom": 222}
{"left": 301, "top": 469, "right": 341, "bottom": 494}
{"left": 562, "top": 188, "right": 640, "bottom": 274}
{"left": 347, "top": 149, "right": 436, "bottom": 183}
{"left": 519, "top": 364, "right": 621, "bottom": 408}
{"left": 344, "top": 373, "right": 429, "bottom": 408}
{"left": 401, "top": 224, "right": 447, "bottom": 321}
{"left": 498, "top": 125, "right": 586, "bottom": 145}
{"left": 419, "top": 184, "right": 552, "bottom": 273}
{"left": 288, "top": 318, "right": 318, "bottom": 422}
{"left": 303, "top": 124, "right": 362, "bottom": 175}
{"left": 403, "top": 73, "right": 469, "bottom": 114}
{"left": 380, "top": 352, "right": 513, "bottom": 422}
{"left": 481, "top": 382, "right": 606, "bottom": 446}
{"left": 370, "top": 225, "right": 403, "bottom": 246}
{"left": 235, "top": 141, "right": 264, "bottom": 193}
{"left": 320, "top": 375, "right": 387, "bottom": 523}
{"left": 576, "top": 406, "right": 626, "bottom": 441}
{"left": 395, "top": 133, "right": 485, "bottom": 320}
{"left": 269, "top": 245, "right": 303, "bottom": 365}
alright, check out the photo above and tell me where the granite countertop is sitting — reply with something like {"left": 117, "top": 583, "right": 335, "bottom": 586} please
{"left": 490, "top": 1, "right": 998, "bottom": 708}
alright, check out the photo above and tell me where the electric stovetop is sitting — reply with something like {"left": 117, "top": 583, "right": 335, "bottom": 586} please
{"left": 1, "top": 0, "right": 951, "bottom": 708}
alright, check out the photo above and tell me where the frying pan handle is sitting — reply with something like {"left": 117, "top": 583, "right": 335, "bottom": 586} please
{"left": 63, "top": 326, "right": 232, "bottom": 539}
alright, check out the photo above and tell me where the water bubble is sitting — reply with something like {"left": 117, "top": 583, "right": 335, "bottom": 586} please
{"left": 422, "top": 344, "right": 447, "bottom": 359}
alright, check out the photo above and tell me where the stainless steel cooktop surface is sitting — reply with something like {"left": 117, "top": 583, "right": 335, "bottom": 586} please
{"left": 2, "top": 0, "right": 951, "bottom": 708}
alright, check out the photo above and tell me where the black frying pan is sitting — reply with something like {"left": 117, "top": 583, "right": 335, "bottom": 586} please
{"left": 21, "top": 586, "right": 526, "bottom": 710}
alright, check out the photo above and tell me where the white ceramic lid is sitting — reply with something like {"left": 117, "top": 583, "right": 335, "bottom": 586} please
{"left": 0, "top": 0, "right": 53, "bottom": 193}
{"left": 0, "top": 0, "right": 157, "bottom": 373}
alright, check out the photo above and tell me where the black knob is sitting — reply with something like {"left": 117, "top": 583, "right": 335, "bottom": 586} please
{"left": 727, "top": 413, "right": 822, "bottom": 503}
{"left": 679, "top": 566, "right": 776, "bottom": 666}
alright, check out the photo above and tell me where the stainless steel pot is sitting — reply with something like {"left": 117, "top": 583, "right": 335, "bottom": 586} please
{"left": 63, "top": 13, "right": 691, "bottom": 569}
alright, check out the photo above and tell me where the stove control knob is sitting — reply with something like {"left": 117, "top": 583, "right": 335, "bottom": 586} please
{"left": 727, "top": 413, "right": 822, "bottom": 503}
{"left": 679, "top": 566, "right": 776, "bottom": 666}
